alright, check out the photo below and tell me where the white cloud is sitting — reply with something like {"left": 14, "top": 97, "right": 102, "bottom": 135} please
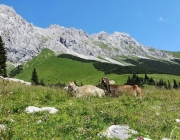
{"left": 159, "top": 16, "right": 164, "bottom": 21}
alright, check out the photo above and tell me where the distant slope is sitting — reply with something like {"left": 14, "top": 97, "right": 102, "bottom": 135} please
{"left": 10, "top": 48, "right": 180, "bottom": 86}
{"left": 12, "top": 49, "right": 129, "bottom": 85}
{"left": 163, "top": 51, "right": 180, "bottom": 59}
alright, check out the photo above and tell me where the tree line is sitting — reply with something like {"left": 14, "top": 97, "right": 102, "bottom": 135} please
{"left": 125, "top": 74, "right": 180, "bottom": 90}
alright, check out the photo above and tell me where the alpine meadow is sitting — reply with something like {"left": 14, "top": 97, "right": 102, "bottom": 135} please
{"left": 1, "top": 48, "right": 180, "bottom": 140}
{"left": 1, "top": 4, "right": 180, "bottom": 140}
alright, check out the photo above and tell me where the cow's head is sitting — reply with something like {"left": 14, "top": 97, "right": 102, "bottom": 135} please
{"left": 100, "top": 77, "right": 110, "bottom": 88}
{"left": 68, "top": 81, "right": 77, "bottom": 92}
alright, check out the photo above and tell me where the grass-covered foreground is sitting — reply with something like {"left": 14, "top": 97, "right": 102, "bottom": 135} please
{"left": 0, "top": 81, "right": 180, "bottom": 140}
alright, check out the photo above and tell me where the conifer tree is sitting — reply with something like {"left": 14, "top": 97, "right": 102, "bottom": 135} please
{"left": 159, "top": 78, "right": 164, "bottom": 86}
{"left": 164, "top": 81, "right": 168, "bottom": 89}
{"left": 148, "top": 77, "right": 155, "bottom": 85}
{"left": 173, "top": 79, "right": 178, "bottom": 89}
{"left": 40, "top": 78, "right": 45, "bottom": 86}
{"left": 135, "top": 75, "right": 141, "bottom": 86}
{"left": 31, "top": 68, "right": 39, "bottom": 85}
{"left": 0, "top": 36, "right": 7, "bottom": 77}
{"left": 167, "top": 80, "right": 172, "bottom": 90}
{"left": 126, "top": 76, "right": 131, "bottom": 85}
{"left": 144, "top": 74, "right": 149, "bottom": 83}
{"left": 125, "top": 74, "right": 142, "bottom": 86}
{"left": 131, "top": 74, "right": 137, "bottom": 85}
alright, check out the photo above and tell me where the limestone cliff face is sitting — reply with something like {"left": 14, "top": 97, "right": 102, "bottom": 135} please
{"left": 0, "top": 4, "right": 173, "bottom": 64}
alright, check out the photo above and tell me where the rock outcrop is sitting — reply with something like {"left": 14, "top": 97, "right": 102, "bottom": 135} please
{"left": 0, "top": 4, "right": 174, "bottom": 64}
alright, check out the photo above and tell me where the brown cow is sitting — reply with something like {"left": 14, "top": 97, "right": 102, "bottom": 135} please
{"left": 100, "top": 77, "right": 142, "bottom": 97}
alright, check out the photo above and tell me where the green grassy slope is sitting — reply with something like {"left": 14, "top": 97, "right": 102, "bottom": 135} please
{"left": 6, "top": 61, "right": 16, "bottom": 74}
{"left": 163, "top": 51, "right": 180, "bottom": 59}
{"left": 11, "top": 48, "right": 180, "bottom": 86}
{"left": 171, "top": 51, "right": 180, "bottom": 58}
{"left": 13, "top": 49, "right": 128, "bottom": 85}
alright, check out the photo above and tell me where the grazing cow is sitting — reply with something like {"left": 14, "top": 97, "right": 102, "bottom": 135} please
{"left": 100, "top": 77, "right": 142, "bottom": 97}
{"left": 68, "top": 81, "right": 105, "bottom": 98}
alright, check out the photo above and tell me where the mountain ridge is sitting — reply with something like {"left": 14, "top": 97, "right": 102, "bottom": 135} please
{"left": 0, "top": 4, "right": 175, "bottom": 64}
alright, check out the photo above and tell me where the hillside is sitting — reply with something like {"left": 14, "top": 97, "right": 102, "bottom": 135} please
{"left": 10, "top": 49, "right": 127, "bottom": 85}
{"left": 163, "top": 51, "right": 180, "bottom": 59}
{"left": 10, "top": 48, "right": 180, "bottom": 86}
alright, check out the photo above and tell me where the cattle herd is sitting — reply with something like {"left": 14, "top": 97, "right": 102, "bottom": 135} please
{"left": 0, "top": 76, "right": 142, "bottom": 97}
{"left": 67, "top": 77, "right": 143, "bottom": 98}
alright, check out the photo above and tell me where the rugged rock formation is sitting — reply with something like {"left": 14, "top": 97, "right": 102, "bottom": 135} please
{"left": 0, "top": 4, "right": 173, "bottom": 64}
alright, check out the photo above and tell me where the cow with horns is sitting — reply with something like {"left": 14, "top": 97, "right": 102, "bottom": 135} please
{"left": 100, "top": 77, "right": 142, "bottom": 97}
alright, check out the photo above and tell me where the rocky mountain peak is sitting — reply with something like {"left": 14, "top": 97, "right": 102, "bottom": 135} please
{"left": 0, "top": 4, "right": 174, "bottom": 64}
{"left": 0, "top": 4, "right": 15, "bottom": 14}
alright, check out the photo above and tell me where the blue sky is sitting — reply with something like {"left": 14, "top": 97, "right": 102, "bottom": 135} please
{"left": 1, "top": 0, "right": 180, "bottom": 51}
